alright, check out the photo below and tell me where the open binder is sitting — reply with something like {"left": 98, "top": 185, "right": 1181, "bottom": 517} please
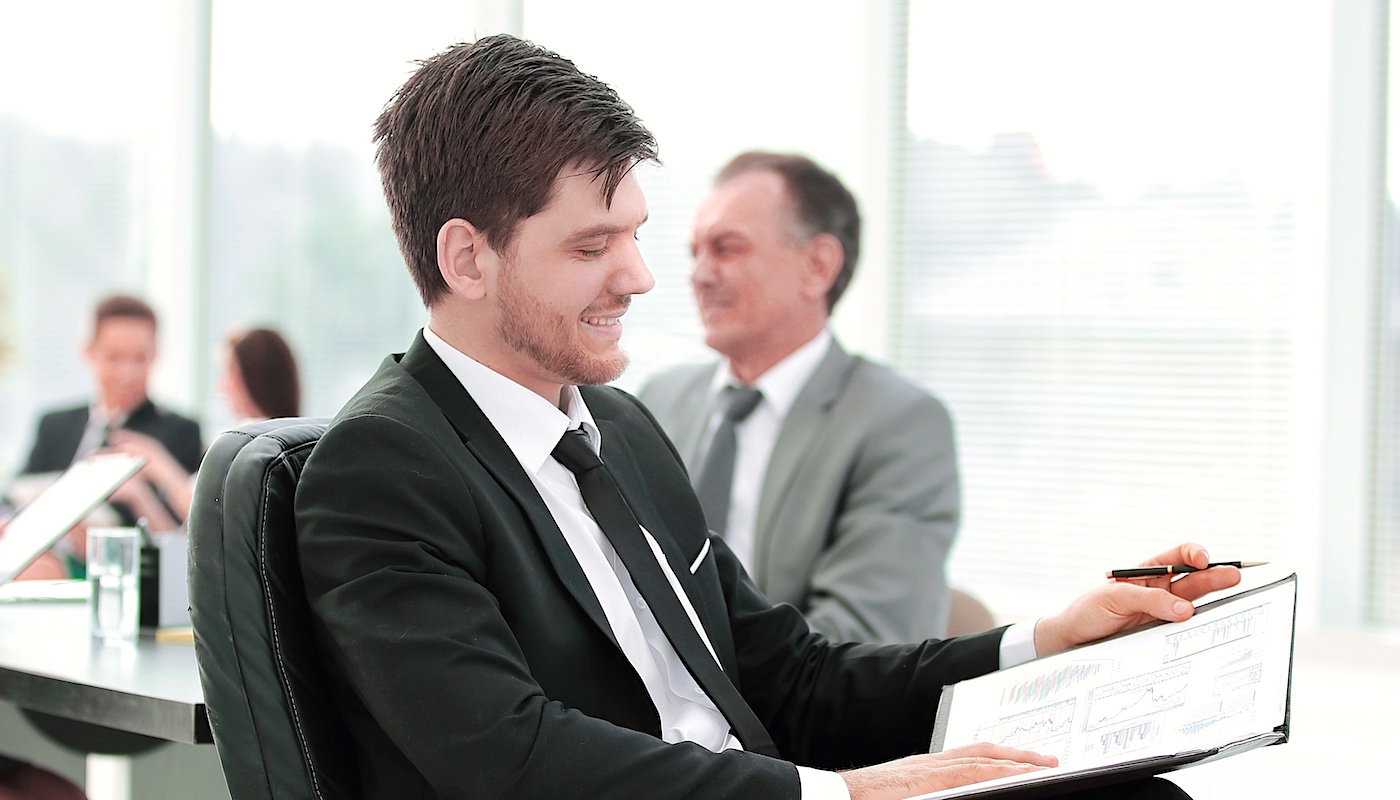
{"left": 916, "top": 574, "right": 1297, "bottom": 799}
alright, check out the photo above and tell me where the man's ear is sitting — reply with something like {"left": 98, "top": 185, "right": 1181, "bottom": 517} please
{"left": 437, "top": 218, "right": 489, "bottom": 300}
{"left": 800, "top": 232, "right": 844, "bottom": 300}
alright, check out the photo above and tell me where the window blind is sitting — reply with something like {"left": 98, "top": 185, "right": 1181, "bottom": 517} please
{"left": 1372, "top": 2, "right": 1400, "bottom": 626}
{"left": 895, "top": 0, "right": 1328, "bottom": 616}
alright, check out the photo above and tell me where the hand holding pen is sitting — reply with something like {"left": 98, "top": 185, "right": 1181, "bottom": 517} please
{"left": 1107, "top": 561, "right": 1267, "bottom": 580}
{"left": 1033, "top": 542, "right": 1244, "bottom": 657}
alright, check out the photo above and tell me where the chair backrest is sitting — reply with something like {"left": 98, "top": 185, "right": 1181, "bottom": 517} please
{"left": 946, "top": 587, "right": 997, "bottom": 637}
{"left": 188, "top": 418, "right": 361, "bottom": 800}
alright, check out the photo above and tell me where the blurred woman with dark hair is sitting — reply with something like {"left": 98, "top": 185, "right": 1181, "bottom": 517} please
{"left": 222, "top": 327, "right": 300, "bottom": 421}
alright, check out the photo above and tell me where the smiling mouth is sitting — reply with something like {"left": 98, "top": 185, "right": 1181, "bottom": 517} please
{"left": 696, "top": 291, "right": 734, "bottom": 311}
{"left": 582, "top": 296, "right": 631, "bottom": 328}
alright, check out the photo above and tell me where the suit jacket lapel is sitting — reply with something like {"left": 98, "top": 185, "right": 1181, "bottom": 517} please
{"left": 671, "top": 364, "right": 720, "bottom": 467}
{"left": 756, "top": 341, "right": 857, "bottom": 549}
{"left": 596, "top": 419, "right": 740, "bottom": 678}
{"left": 398, "top": 334, "right": 620, "bottom": 651}
{"left": 124, "top": 398, "right": 158, "bottom": 427}
{"left": 55, "top": 408, "right": 91, "bottom": 467}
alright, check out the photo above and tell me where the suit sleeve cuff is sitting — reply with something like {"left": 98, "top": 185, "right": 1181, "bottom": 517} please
{"left": 998, "top": 619, "right": 1039, "bottom": 668}
{"left": 798, "top": 766, "right": 851, "bottom": 800}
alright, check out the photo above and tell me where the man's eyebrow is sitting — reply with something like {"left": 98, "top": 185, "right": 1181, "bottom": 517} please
{"left": 562, "top": 215, "right": 649, "bottom": 245}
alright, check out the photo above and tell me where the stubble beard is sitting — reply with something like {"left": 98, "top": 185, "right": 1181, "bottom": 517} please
{"left": 496, "top": 261, "right": 630, "bottom": 387}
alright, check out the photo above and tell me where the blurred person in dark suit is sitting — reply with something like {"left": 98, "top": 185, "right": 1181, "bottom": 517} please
{"left": 19, "top": 295, "right": 201, "bottom": 567}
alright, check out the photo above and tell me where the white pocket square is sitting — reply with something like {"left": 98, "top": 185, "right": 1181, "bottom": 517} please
{"left": 689, "top": 538, "right": 712, "bottom": 574}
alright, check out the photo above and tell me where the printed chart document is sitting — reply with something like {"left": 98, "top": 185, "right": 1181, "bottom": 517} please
{"left": 915, "top": 574, "right": 1296, "bottom": 799}
{"left": 0, "top": 452, "right": 145, "bottom": 586}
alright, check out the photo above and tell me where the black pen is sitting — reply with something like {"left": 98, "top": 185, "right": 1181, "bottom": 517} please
{"left": 1106, "top": 561, "right": 1268, "bottom": 580}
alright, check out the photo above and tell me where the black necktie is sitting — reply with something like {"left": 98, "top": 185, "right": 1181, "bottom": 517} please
{"left": 693, "top": 386, "right": 763, "bottom": 536}
{"left": 552, "top": 428, "right": 777, "bottom": 756}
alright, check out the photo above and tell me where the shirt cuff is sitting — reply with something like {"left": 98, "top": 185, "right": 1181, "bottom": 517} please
{"left": 798, "top": 766, "right": 851, "bottom": 800}
{"left": 798, "top": 626, "right": 1038, "bottom": 798}
{"left": 998, "top": 619, "right": 1040, "bottom": 668}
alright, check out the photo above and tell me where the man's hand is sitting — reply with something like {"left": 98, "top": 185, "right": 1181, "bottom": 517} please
{"left": 2, "top": 519, "right": 75, "bottom": 579}
{"left": 105, "top": 428, "right": 188, "bottom": 485}
{"left": 17, "top": 551, "right": 68, "bottom": 580}
{"left": 842, "top": 744, "right": 1057, "bottom": 800}
{"left": 103, "top": 428, "right": 194, "bottom": 526}
{"left": 1034, "top": 542, "right": 1242, "bottom": 657}
{"left": 108, "top": 475, "right": 179, "bottom": 533}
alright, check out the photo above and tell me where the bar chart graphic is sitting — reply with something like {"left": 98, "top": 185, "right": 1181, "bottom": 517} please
{"left": 1163, "top": 603, "right": 1268, "bottom": 663}
{"left": 1000, "top": 660, "right": 1112, "bottom": 705}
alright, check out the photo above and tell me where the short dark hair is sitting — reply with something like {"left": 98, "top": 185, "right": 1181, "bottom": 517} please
{"left": 229, "top": 327, "right": 301, "bottom": 419}
{"left": 715, "top": 152, "right": 861, "bottom": 312}
{"left": 93, "top": 294, "right": 157, "bottom": 334}
{"left": 374, "top": 34, "right": 659, "bottom": 307}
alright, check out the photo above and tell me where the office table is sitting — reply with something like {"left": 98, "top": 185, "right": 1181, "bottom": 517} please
{"left": 0, "top": 598, "right": 219, "bottom": 800}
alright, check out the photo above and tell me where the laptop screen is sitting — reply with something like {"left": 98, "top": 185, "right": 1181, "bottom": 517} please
{"left": 0, "top": 453, "right": 145, "bottom": 585}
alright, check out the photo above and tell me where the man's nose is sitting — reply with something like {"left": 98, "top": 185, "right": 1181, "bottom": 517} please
{"left": 691, "top": 249, "right": 716, "bottom": 289}
{"left": 614, "top": 240, "right": 655, "bottom": 296}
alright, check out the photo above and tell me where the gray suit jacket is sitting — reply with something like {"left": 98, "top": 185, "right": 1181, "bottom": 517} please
{"left": 640, "top": 339, "right": 960, "bottom": 644}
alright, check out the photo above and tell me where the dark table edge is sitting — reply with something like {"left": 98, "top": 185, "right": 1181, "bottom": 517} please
{"left": 0, "top": 665, "right": 212, "bottom": 745}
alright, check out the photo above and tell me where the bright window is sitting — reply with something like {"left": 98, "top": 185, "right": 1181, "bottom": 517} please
{"left": 896, "top": 0, "right": 1331, "bottom": 614}
{"left": 0, "top": 0, "right": 171, "bottom": 471}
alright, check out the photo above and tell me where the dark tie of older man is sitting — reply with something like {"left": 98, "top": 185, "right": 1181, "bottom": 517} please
{"left": 692, "top": 386, "right": 763, "bottom": 536}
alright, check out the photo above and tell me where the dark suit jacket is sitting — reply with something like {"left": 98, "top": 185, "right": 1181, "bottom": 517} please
{"left": 22, "top": 398, "right": 204, "bottom": 475}
{"left": 295, "top": 332, "right": 1005, "bottom": 799}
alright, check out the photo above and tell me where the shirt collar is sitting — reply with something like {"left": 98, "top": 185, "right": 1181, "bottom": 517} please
{"left": 89, "top": 397, "right": 135, "bottom": 428}
{"left": 713, "top": 328, "right": 833, "bottom": 419}
{"left": 423, "top": 326, "right": 600, "bottom": 474}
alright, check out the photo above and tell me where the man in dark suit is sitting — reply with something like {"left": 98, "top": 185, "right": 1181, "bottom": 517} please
{"left": 295, "top": 34, "right": 1238, "bottom": 799}
{"left": 23, "top": 295, "right": 201, "bottom": 477}
{"left": 20, "top": 295, "right": 202, "bottom": 561}
{"left": 641, "top": 153, "right": 959, "bottom": 645}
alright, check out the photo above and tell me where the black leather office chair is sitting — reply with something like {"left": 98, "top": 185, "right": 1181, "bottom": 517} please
{"left": 187, "top": 418, "right": 361, "bottom": 800}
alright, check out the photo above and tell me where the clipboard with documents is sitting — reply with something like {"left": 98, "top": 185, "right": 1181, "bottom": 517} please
{"left": 919, "top": 574, "right": 1297, "bottom": 799}
{"left": 0, "top": 452, "right": 146, "bottom": 588}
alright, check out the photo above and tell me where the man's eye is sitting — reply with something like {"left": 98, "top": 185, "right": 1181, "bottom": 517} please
{"left": 579, "top": 246, "right": 608, "bottom": 258}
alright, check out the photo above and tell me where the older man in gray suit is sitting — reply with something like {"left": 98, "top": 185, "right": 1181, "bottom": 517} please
{"left": 639, "top": 152, "right": 959, "bottom": 645}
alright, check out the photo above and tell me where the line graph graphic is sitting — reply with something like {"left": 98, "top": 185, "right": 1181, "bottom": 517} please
{"left": 1163, "top": 603, "right": 1268, "bottom": 663}
{"left": 976, "top": 699, "right": 1077, "bottom": 750}
{"left": 1085, "top": 664, "right": 1191, "bottom": 732}
{"left": 1213, "top": 663, "right": 1263, "bottom": 697}
{"left": 1217, "top": 647, "right": 1257, "bottom": 668}
{"left": 1001, "top": 660, "right": 1112, "bottom": 705}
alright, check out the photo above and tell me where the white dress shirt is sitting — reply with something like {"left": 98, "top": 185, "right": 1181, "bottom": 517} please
{"left": 422, "top": 327, "right": 849, "bottom": 798}
{"left": 74, "top": 399, "right": 130, "bottom": 463}
{"left": 697, "top": 328, "right": 833, "bottom": 573}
